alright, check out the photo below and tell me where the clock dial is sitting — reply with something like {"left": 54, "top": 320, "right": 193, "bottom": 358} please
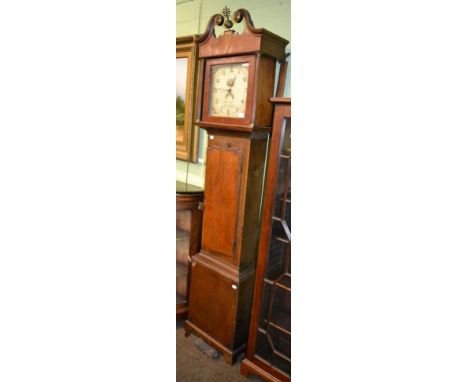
{"left": 209, "top": 63, "right": 249, "bottom": 118}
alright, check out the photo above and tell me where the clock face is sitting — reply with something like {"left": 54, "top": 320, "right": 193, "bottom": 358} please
{"left": 209, "top": 63, "right": 249, "bottom": 118}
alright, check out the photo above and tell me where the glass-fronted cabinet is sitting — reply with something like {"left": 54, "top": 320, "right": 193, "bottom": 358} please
{"left": 176, "top": 181, "right": 203, "bottom": 320}
{"left": 241, "top": 98, "right": 291, "bottom": 381}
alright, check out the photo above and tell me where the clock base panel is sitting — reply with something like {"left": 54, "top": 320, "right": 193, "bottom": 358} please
{"left": 184, "top": 319, "right": 246, "bottom": 365}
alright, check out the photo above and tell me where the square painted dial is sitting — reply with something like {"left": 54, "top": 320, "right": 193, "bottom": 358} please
{"left": 209, "top": 63, "right": 249, "bottom": 118}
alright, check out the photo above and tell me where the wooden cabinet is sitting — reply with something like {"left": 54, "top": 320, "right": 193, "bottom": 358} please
{"left": 184, "top": 8, "right": 288, "bottom": 365}
{"left": 176, "top": 181, "right": 203, "bottom": 320}
{"left": 240, "top": 98, "right": 291, "bottom": 381}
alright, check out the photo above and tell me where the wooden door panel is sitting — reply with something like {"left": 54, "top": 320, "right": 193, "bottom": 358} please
{"left": 202, "top": 135, "right": 245, "bottom": 259}
{"left": 189, "top": 260, "right": 237, "bottom": 347}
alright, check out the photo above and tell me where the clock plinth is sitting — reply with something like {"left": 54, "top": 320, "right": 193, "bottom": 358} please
{"left": 184, "top": 8, "right": 288, "bottom": 363}
{"left": 184, "top": 252, "right": 257, "bottom": 364}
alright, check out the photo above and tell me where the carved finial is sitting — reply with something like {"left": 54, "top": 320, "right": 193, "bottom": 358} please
{"left": 222, "top": 6, "right": 233, "bottom": 29}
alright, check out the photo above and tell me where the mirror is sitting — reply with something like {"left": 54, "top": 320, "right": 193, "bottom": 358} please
{"left": 176, "top": 35, "right": 199, "bottom": 162}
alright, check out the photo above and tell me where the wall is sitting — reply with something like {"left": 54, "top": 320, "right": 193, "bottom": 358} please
{"left": 176, "top": 0, "right": 291, "bottom": 187}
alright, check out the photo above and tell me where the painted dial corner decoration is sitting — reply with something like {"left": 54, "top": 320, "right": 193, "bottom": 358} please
{"left": 209, "top": 63, "right": 249, "bottom": 118}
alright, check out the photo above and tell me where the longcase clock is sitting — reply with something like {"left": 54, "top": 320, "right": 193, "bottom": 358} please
{"left": 184, "top": 8, "right": 288, "bottom": 364}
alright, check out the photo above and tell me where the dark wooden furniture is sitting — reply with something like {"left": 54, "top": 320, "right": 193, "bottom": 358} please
{"left": 176, "top": 181, "right": 203, "bottom": 320}
{"left": 184, "top": 8, "right": 288, "bottom": 364}
{"left": 240, "top": 98, "right": 291, "bottom": 381}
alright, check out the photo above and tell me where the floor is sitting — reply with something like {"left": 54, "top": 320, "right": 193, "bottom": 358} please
{"left": 176, "top": 321, "right": 263, "bottom": 382}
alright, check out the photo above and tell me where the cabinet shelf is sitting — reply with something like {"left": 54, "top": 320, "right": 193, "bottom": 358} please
{"left": 176, "top": 261, "right": 189, "bottom": 278}
{"left": 261, "top": 319, "right": 290, "bottom": 336}
{"left": 262, "top": 300, "right": 291, "bottom": 335}
{"left": 264, "top": 273, "right": 291, "bottom": 292}
{"left": 177, "top": 292, "right": 186, "bottom": 304}
{"left": 176, "top": 228, "right": 190, "bottom": 242}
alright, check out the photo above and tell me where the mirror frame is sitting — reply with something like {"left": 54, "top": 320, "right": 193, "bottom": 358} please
{"left": 176, "top": 35, "right": 199, "bottom": 162}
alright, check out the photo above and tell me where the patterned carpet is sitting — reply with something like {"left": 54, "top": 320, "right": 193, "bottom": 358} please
{"left": 176, "top": 321, "right": 262, "bottom": 382}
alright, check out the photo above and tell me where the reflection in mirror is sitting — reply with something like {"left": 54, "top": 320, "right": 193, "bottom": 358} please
{"left": 176, "top": 35, "right": 199, "bottom": 162}
{"left": 176, "top": 57, "right": 188, "bottom": 145}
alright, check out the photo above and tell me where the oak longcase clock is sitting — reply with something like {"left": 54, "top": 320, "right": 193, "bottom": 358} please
{"left": 184, "top": 7, "right": 288, "bottom": 365}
